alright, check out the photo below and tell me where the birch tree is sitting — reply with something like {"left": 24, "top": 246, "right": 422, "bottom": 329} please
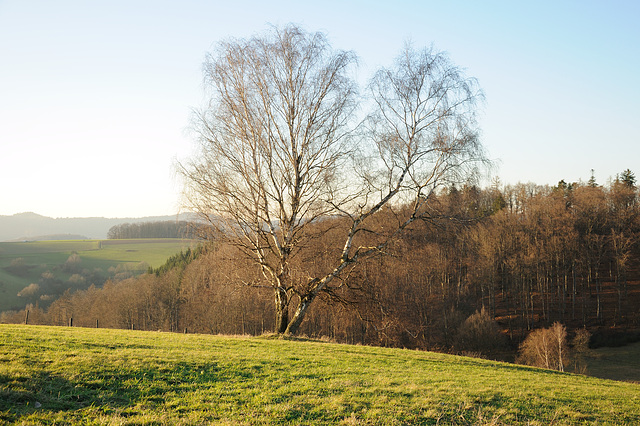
{"left": 181, "top": 24, "right": 487, "bottom": 335}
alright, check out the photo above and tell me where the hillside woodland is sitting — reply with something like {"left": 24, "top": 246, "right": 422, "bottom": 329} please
{"left": 107, "top": 221, "right": 195, "bottom": 239}
{"left": 3, "top": 174, "right": 639, "bottom": 361}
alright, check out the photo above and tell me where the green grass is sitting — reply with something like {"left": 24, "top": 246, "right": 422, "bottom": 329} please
{"left": 0, "top": 239, "right": 193, "bottom": 312}
{"left": 0, "top": 325, "right": 638, "bottom": 425}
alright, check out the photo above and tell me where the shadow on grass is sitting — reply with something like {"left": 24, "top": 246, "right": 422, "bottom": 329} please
{"left": 0, "top": 361, "right": 224, "bottom": 422}
{"left": 1, "top": 370, "right": 100, "bottom": 421}
{"left": 256, "top": 332, "right": 330, "bottom": 343}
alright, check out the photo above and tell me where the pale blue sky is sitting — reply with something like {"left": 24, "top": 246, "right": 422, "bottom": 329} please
{"left": 1, "top": 0, "right": 638, "bottom": 218}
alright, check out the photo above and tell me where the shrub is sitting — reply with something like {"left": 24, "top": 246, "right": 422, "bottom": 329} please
{"left": 572, "top": 328, "right": 592, "bottom": 353}
{"left": 17, "top": 283, "right": 40, "bottom": 298}
{"left": 68, "top": 274, "right": 86, "bottom": 285}
{"left": 571, "top": 328, "right": 592, "bottom": 374}
{"left": 62, "top": 253, "right": 82, "bottom": 272}
{"left": 6, "top": 257, "right": 29, "bottom": 276}
{"left": 453, "top": 307, "right": 508, "bottom": 357}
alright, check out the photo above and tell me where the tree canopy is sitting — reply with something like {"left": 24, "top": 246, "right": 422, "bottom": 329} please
{"left": 180, "top": 24, "right": 487, "bottom": 335}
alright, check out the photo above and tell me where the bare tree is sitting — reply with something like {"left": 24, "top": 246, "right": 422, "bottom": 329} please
{"left": 517, "top": 322, "right": 569, "bottom": 371}
{"left": 550, "top": 321, "right": 568, "bottom": 372}
{"left": 181, "top": 24, "right": 486, "bottom": 335}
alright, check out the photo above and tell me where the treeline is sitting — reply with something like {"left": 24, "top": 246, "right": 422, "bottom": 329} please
{"left": 107, "top": 221, "right": 195, "bottom": 239}
{"left": 4, "top": 171, "right": 639, "bottom": 358}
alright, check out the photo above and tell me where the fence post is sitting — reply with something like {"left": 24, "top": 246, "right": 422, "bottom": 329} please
{"left": 24, "top": 310, "right": 29, "bottom": 325}
{"left": 96, "top": 319, "right": 99, "bottom": 328}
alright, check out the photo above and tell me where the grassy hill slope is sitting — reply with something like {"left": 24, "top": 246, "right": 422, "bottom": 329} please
{"left": 1, "top": 325, "right": 638, "bottom": 425}
{"left": 0, "top": 239, "right": 193, "bottom": 312}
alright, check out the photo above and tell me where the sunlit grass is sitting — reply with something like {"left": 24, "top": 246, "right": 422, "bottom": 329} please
{"left": 1, "top": 324, "right": 638, "bottom": 424}
{"left": 81, "top": 239, "right": 194, "bottom": 267}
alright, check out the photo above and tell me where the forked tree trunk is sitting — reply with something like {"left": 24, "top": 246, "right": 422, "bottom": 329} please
{"left": 285, "top": 296, "right": 314, "bottom": 335}
{"left": 284, "top": 272, "right": 341, "bottom": 335}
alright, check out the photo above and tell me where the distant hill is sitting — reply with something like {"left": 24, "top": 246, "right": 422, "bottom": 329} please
{"left": 7, "top": 234, "right": 89, "bottom": 242}
{"left": 0, "top": 212, "right": 194, "bottom": 241}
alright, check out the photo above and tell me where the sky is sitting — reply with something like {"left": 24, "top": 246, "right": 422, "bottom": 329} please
{"left": 1, "top": 0, "right": 639, "bottom": 218}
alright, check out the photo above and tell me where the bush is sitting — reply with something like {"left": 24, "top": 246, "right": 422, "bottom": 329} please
{"left": 17, "top": 283, "right": 40, "bottom": 298}
{"left": 453, "top": 307, "right": 508, "bottom": 357}
{"left": 572, "top": 328, "right": 592, "bottom": 353}
{"left": 571, "top": 328, "right": 592, "bottom": 374}
{"left": 62, "top": 253, "right": 82, "bottom": 273}
{"left": 6, "top": 257, "right": 29, "bottom": 276}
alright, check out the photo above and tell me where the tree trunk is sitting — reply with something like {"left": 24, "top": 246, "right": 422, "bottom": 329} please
{"left": 275, "top": 306, "right": 289, "bottom": 334}
{"left": 284, "top": 296, "right": 314, "bottom": 335}
{"left": 275, "top": 287, "right": 289, "bottom": 334}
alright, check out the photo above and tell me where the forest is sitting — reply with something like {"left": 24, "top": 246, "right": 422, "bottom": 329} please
{"left": 107, "top": 220, "right": 194, "bottom": 239}
{"left": 4, "top": 171, "right": 638, "bottom": 359}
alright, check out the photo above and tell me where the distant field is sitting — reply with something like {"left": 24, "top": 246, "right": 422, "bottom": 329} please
{"left": 0, "top": 324, "right": 638, "bottom": 425}
{"left": 585, "top": 341, "right": 640, "bottom": 383}
{"left": 0, "top": 239, "right": 194, "bottom": 312}
{"left": 83, "top": 239, "right": 194, "bottom": 266}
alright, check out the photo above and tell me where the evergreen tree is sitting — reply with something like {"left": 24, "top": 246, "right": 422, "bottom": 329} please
{"left": 620, "top": 169, "right": 636, "bottom": 188}
{"left": 588, "top": 169, "right": 598, "bottom": 187}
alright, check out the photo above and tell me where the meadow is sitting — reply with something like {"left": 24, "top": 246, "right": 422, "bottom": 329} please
{"left": 583, "top": 341, "right": 640, "bottom": 383}
{"left": 1, "top": 324, "right": 638, "bottom": 425}
{"left": 0, "top": 239, "right": 193, "bottom": 312}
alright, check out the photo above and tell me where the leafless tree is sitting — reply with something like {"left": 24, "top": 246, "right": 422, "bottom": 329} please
{"left": 517, "top": 322, "right": 569, "bottom": 371}
{"left": 180, "top": 24, "right": 487, "bottom": 335}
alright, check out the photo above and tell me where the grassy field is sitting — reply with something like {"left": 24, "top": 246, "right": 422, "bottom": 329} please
{"left": 0, "top": 325, "right": 638, "bottom": 425}
{"left": 0, "top": 239, "right": 193, "bottom": 312}
{"left": 584, "top": 341, "right": 640, "bottom": 383}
